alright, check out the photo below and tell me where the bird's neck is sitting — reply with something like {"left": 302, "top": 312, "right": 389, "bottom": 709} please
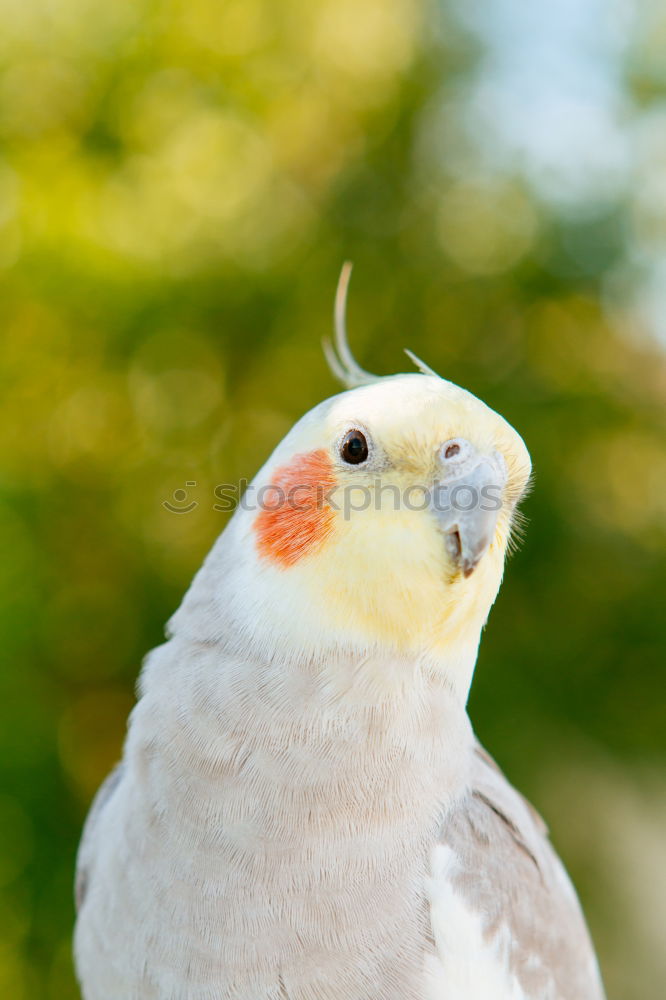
{"left": 136, "top": 633, "right": 475, "bottom": 816}
{"left": 128, "top": 635, "right": 474, "bottom": 999}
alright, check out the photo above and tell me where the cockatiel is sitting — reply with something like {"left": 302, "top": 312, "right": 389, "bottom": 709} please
{"left": 75, "top": 266, "right": 605, "bottom": 1000}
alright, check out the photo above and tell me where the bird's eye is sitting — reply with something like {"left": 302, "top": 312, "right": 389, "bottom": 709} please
{"left": 340, "top": 429, "right": 369, "bottom": 465}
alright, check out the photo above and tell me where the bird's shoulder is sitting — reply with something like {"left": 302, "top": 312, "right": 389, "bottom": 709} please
{"left": 427, "top": 743, "right": 605, "bottom": 1000}
{"left": 75, "top": 762, "right": 125, "bottom": 912}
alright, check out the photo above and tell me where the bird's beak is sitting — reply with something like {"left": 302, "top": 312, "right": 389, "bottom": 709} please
{"left": 430, "top": 439, "right": 507, "bottom": 577}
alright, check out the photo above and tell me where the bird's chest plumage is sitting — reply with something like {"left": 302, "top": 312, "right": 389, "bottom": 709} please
{"left": 78, "top": 768, "right": 441, "bottom": 999}
{"left": 75, "top": 654, "right": 474, "bottom": 1000}
{"left": 76, "top": 793, "right": 528, "bottom": 1000}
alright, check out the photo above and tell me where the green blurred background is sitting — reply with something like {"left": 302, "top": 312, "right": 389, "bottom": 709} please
{"left": 1, "top": 0, "right": 665, "bottom": 997}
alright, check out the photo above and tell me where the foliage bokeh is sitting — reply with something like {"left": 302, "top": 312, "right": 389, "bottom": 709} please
{"left": 0, "top": 1, "right": 665, "bottom": 998}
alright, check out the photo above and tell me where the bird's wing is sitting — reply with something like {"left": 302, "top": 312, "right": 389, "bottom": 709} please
{"left": 427, "top": 744, "right": 605, "bottom": 1000}
{"left": 75, "top": 762, "right": 125, "bottom": 911}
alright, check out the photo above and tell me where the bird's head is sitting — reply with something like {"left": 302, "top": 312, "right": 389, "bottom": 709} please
{"left": 172, "top": 269, "right": 531, "bottom": 699}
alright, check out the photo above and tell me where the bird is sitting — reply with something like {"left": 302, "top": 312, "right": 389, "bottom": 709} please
{"left": 74, "top": 265, "right": 606, "bottom": 1000}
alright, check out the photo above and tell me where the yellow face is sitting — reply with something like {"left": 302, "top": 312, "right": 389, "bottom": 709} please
{"left": 251, "top": 374, "right": 531, "bottom": 659}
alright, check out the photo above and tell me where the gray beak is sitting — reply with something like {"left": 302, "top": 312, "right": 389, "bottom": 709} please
{"left": 431, "top": 439, "right": 507, "bottom": 577}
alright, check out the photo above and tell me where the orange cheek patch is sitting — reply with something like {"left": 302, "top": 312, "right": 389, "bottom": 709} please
{"left": 253, "top": 449, "right": 337, "bottom": 567}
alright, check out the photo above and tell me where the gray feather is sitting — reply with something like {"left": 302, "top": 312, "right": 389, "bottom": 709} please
{"left": 436, "top": 744, "right": 606, "bottom": 999}
{"left": 75, "top": 763, "right": 125, "bottom": 911}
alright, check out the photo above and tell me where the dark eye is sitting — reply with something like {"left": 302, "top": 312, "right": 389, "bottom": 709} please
{"left": 340, "top": 429, "right": 369, "bottom": 465}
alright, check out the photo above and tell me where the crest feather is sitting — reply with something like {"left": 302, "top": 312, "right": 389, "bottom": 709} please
{"left": 323, "top": 264, "right": 442, "bottom": 387}
{"left": 323, "top": 263, "right": 378, "bottom": 388}
{"left": 403, "top": 348, "right": 441, "bottom": 378}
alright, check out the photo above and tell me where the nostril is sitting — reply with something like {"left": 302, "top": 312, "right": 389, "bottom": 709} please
{"left": 439, "top": 438, "right": 474, "bottom": 468}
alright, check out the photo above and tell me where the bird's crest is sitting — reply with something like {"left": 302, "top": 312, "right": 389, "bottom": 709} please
{"left": 324, "top": 262, "right": 441, "bottom": 388}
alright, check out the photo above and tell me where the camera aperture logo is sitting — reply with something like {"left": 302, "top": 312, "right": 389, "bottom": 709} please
{"left": 162, "top": 481, "right": 199, "bottom": 513}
